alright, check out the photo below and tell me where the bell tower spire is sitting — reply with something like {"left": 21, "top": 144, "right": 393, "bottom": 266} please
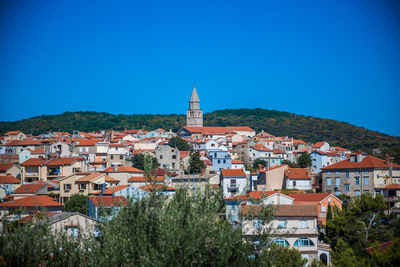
{"left": 186, "top": 84, "right": 203, "bottom": 127}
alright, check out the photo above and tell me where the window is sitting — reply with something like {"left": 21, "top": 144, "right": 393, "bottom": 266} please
{"left": 293, "top": 181, "right": 297, "bottom": 187}
{"left": 120, "top": 155, "right": 123, "bottom": 160}
{"left": 335, "top": 177, "right": 340, "bottom": 187}
{"left": 364, "top": 177, "right": 369, "bottom": 186}
{"left": 364, "top": 170, "right": 369, "bottom": 174}
{"left": 85, "top": 147, "right": 89, "bottom": 152}
{"left": 79, "top": 183, "right": 86, "bottom": 190}
{"left": 72, "top": 168, "right": 80, "bottom": 173}
{"left": 160, "top": 155, "right": 163, "bottom": 160}
{"left": 111, "top": 155, "right": 114, "bottom": 160}
{"left": 326, "top": 177, "right": 331, "bottom": 186}
{"left": 335, "top": 191, "right": 341, "bottom": 196}
{"left": 355, "top": 176, "right": 360, "bottom": 185}
{"left": 64, "top": 184, "right": 71, "bottom": 191}
{"left": 300, "top": 220, "right": 307, "bottom": 228}
{"left": 278, "top": 220, "right": 287, "bottom": 228}
{"left": 294, "top": 238, "right": 315, "bottom": 247}
{"left": 79, "top": 147, "right": 83, "bottom": 152}
{"left": 218, "top": 160, "right": 220, "bottom": 164}
{"left": 172, "top": 155, "right": 176, "bottom": 159}
{"left": 355, "top": 190, "right": 360, "bottom": 197}
{"left": 327, "top": 171, "right": 331, "bottom": 174}
{"left": 345, "top": 184, "right": 350, "bottom": 192}
{"left": 253, "top": 220, "right": 263, "bottom": 229}
{"left": 273, "top": 239, "right": 289, "bottom": 247}
{"left": 355, "top": 170, "right": 360, "bottom": 174}
{"left": 223, "top": 159, "right": 226, "bottom": 164}
{"left": 346, "top": 172, "right": 349, "bottom": 179}
{"left": 321, "top": 206, "right": 326, "bottom": 212}
{"left": 214, "top": 153, "right": 217, "bottom": 158}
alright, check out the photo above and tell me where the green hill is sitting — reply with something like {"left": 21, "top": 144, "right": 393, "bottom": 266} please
{"left": 1, "top": 108, "right": 399, "bottom": 163}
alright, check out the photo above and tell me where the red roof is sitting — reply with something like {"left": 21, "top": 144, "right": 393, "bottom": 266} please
{"left": 76, "top": 172, "right": 104, "bottom": 182}
{"left": 232, "top": 160, "right": 243, "bottom": 164}
{"left": 288, "top": 193, "right": 333, "bottom": 203}
{"left": 76, "top": 139, "right": 99, "bottom": 146}
{"left": 102, "top": 185, "right": 129, "bottom": 194}
{"left": 103, "top": 166, "right": 144, "bottom": 173}
{"left": 4, "top": 131, "right": 21, "bottom": 135}
{"left": 128, "top": 176, "right": 164, "bottom": 182}
{"left": 46, "top": 157, "right": 83, "bottom": 166}
{"left": 123, "top": 129, "right": 142, "bottom": 134}
{"left": 312, "top": 142, "right": 326, "bottom": 148}
{"left": 221, "top": 169, "right": 246, "bottom": 177}
{"left": 226, "top": 126, "right": 255, "bottom": 132}
{"left": 365, "top": 241, "right": 394, "bottom": 254}
{"left": 0, "top": 195, "right": 62, "bottom": 208}
{"left": 0, "top": 175, "right": 20, "bottom": 184}
{"left": 0, "top": 163, "right": 13, "bottom": 171}
{"left": 384, "top": 183, "right": 400, "bottom": 189}
{"left": 180, "top": 151, "right": 191, "bottom": 158}
{"left": 224, "top": 191, "right": 276, "bottom": 201}
{"left": 139, "top": 184, "right": 176, "bottom": 192}
{"left": 29, "top": 148, "right": 45, "bottom": 154}
{"left": 250, "top": 144, "right": 272, "bottom": 152}
{"left": 285, "top": 168, "right": 311, "bottom": 180}
{"left": 182, "top": 127, "right": 235, "bottom": 135}
{"left": 14, "top": 183, "right": 47, "bottom": 194}
{"left": 21, "top": 158, "right": 47, "bottom": 166}
{"left": 273, "top": 148, "right": 286, "bottom": 154}
{"left": 322, "top": 155, "right": 400, "bottom": 170}
{"left": 89, "top": 196, "right": 129, "bottom": 207}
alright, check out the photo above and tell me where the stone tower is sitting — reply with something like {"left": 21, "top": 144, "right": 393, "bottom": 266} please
{"left": 186, "top": 85, "right": 203, "bottom": 127}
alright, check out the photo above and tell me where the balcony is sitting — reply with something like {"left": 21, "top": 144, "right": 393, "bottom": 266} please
{"left": 228, "top": 185, "right": 238, "bottom": 192}
{"left": 25, "top": 172, "right": 39, "bottom": 177}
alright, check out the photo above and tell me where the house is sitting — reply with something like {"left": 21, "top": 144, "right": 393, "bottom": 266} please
{"left": 209, "top": 150, "right": 232, "bottom": 171}
{"left": 103, "top": 166, "right": 145, "bottom": 185}
{"left": 220, "top": 169, "right": 247, "bottom": 198}
{"left": 321, "top": 155, "right": 400, "bottom": 197}
{"left": 226, "top": 126, "right": 255, "bottom": 138}
{"left": 311, "top": 142, "right": 330, "bottom": 152}
{"left": 171, "top": 173, "right": 219, "bottom": 195}
{"left": 231, "top": 160, "right": 244, "bottom": 170}
{"left": 128, "top": 175, "right": 164, "bottom": 188}
{"left": 139, "top": 184, "right": 176, "bottom": 196}
{"left": 310, "top": 151, "right": 330, "bottom": 173}
{"left": 45, "top": 157, "right": 86, "bottom": 180}
{"left": 59, "top": 172, "right": 119, "bottom": 203}
{"left": 253, "top": 165, "right": 288, "bottom": 191}
{"left": 4, "top": 131, "right": 26, "bottom": 141}
{"left": 8, "top": 183, "right": 48, "bottom": 200}
{"left": 74, "top": 139, "right": 99, "bottom": 161}
{"left": 93, "top": 184, "right": 149, "bottom": 202}
{"left": 48, "top": 212, "right": 101, "bottom": 238}
{"left": 0, "top": 163, "right": 21, "bottom": 178}
{"left": 49, "top": 141, "right": 71, "bottom": 158}
{"left": 191, "top": 139, "right": 219, "bottom": 152}
{"left": 0, "top": 176, "right": 21, "bottom": 199}
{"left": 155, "top": 145, "right": 180, "bottom": 170}
{"left": 288, "top": 193, "right": 343, "bottom": 225}
{"left": 285, "top": 168, "right": 312, "bottom": 190}
{"left": 21, "top": 158, "right": 48, "bottom": 182}
{"left": 241, "top": 204, "right": 321, "bottom": 265}
{"left": 224, "top": 191, "right": 294, "bottom": 224}
{"left": 381, "top": 184, "right": 400, "bottom": 213}
{"left": 88, "top": 142, "right": 109, "bottom": 171}
{"left": 177, "top": 127, "right": 235, "bottom": 139}
{"left": 88, "top": 195, "right": 129, "bottom": 221}
{"left": 0, "top": 195, "right": 63, "bottom": 215}
{"left": 107, "top": 144, "right": 129, "bottom": 167}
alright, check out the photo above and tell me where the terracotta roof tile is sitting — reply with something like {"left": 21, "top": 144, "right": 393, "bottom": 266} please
{"left": 21, "top": 158, "right": 48, "bottom": 166}
{"left": 226, "top": 126, "right": 255, "bottom": 132}
{"left": 0, "top": 163, "right": 13, "bottom": 171}
{"left": 4, "top": 131, "right": 21, "bottom": 135}
{"left": 285, "top": 168, "right": 311, "bottom": 180}
{"left": 76, "top": 172, "right": 104, "bottom": 182}
{"left": 89, "top": 196, "right": 129, "bottom": 207}
{"left": 384, "top": 183, "right": 400, "bottom": 189}
{"left": 14, "top": 183, "right": 47, "bottom": 194}
{"left": 0, "top": 195, "right": 62, "bottom": 208}
{"left": 322, "top": 155, "right": 400, "bottom": 170}
{"left": 0, "top": 175, "right": 20, "bottom": 184}
{"left": 224, "top": 191, "right": 276, "bottom": 201}
{"left": 232, "top": 160, "right": 243, "bottom": 164}
{"left": 103, "top": 166, "right": 144, "bottom": 173}
{"left": 312, "top": 142, "right": 326, "bottom": 148}
{"left": 288, "top": 193, "right": 332, "bottom": 203}
{"left": 46, "top": 157, "right": 83, "bottom": 166}
{"left": 139, "top": 184, "right": 176, "bottom": 192}
{"left": 101, "top": 185, "right": 129, "bottom": 194}
{"left": 221, "top": 169, "right": 246, "bottom": 177}
{"left": 250, "top": 144, "right": 272, "bottom": 152}
{"left": 128, "top": 176, "right": 164, "bottom": 182}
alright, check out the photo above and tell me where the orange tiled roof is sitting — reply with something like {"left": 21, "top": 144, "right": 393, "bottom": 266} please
{"left": 21, "top": 158, "right": 48, "bottom": 166}
{"left": 76, "top": 139, "right": 99, "bottom": 146}
{"left": 46, "top": 157, "right": 83, "bottom": 166}
{"left": 285, "top": 168, "right": 311, "bottom": 180}
{"left": 102, "top": 185, "right": 129, "bottom": 194}
{"left": 4, "top": 131, "right": 21, "bottom": 135}
{"left": 322, "top": 155, "right": 400, "bottom": 170}
{"left": 14, "top": 183, "right": 47, "bottom": 194}
{"left": 180, "top": 151, "right": 191, "bottom": 158}
{"left": 139, "top": 184, "right": 176, "bottom": 192}
{"left": 0, "top": 175, "right": 20, "bottom": 184}
{"left": 232, "top": 160, "right": 243, "bottom": 164}
{"left": 76, "top": 172, "right": 104, "bottom": 182}
{"left": 273, "top": 148, "right": 285, "bottom": 154}
{"left": 224, "top": 191, "right": 276, "bottom": 201}
{"left": 29, "top": 148, "right": 45, "bottom": 154}
{"left": 250, "top": 144, "right": 272, "bottom": 152}
{"left": 183, "top": 127, "right": 235, "bottom": 135}
{"left": 128, "top": 176, "right": 164, "bottom": 182}
{"left": 226, "top": 126, "right": 255, "bottom": 132}
{"left": 0, "top": 163, "right": 13, "bottom": 171}
{"left": 0, "top": 195, "right": 62, "bottom": 208}
{"left": 383, "top": 183, "right": 400, "bottom": 189}
{"left": 103, "top": 166, "right": 144, "bottom": 173}
{"left": 288, "top": 193, "right": 332, "bottom": 203}
{"left": 221, "top": 169, "right": 246, "bottom": 177}
{"left": 105, "top": 175, "right": 119, "bottom": 183}
{"left": 312, "top": 142, "right": 326, "bottom": 148}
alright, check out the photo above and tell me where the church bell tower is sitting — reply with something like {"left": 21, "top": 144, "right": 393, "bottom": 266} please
{"left": 186, "top": 85, "right": 203, "bottom": 127}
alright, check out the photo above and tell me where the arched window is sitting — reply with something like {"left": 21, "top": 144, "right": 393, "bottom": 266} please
{"left": 294, "top": 238, "right": 315, "bottom": 247}
{"left": 272, "top": 238, "right": 289, "bottom": 247}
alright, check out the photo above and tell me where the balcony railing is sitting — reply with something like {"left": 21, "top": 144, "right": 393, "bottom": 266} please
{"left": 25, "top": 172, "right": 39, "bottom": 177}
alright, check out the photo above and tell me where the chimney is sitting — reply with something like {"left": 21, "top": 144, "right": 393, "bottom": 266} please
{"left": 101, "top": 183, "right": 106, "bottom": 195}
{"left": 385, "top": 154, "right": 390, "bottom": 166}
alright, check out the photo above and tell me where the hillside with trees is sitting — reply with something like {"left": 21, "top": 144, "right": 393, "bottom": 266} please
{"left": 1, "top": 108, "right": 399, "bottom": 162}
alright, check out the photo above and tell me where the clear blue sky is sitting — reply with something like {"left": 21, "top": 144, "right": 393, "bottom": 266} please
{"left": 1, "top": 0, "right": 399, "bottom": 136}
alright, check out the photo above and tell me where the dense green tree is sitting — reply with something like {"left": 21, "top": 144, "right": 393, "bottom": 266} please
{"left": 297, "top": 152, "right": 312, "bottom": 168}
{"left": 259, "top": 243, "right": 307, "bottom": 267}
{"left": 253, "top": 159, "right": 267, "bottom": 169}
{"left": 131, "top": 153, "right": 159, "bottom": 171}
{"left": 168, "top": 136, "right": 193, "bottom": 151}
{"left": 282, "top": 159, "right": 299, "bottom": 168}
{"left": 338, "top": 194, "right": 352, "bottom": 209}
{"left": 331, "top": 238, "right": 366, "bottom": 267}
{"left": 370, "top": 238, "right": 400, "bottom": 266}
{"left": 188, "top": 151, "right": 206, "bottom": 174}
{"left": 63, "top": 194, "right": 88, "bottom": 215}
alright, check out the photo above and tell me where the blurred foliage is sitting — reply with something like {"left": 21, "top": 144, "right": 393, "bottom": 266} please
{"left": 1, "top": 108, "right": 399, "bottom": 163}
